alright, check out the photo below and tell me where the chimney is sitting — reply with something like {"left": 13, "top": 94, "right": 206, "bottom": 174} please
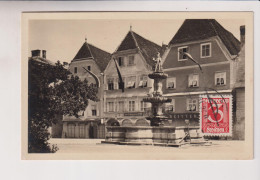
{"left": 162, "top": 42, "right": 168, "bottom": 54}
{"left": 31, "top": 49, "right": 41, "bottom": 57}
{"left": 42, "top": 50, "right": 46, "bottom": 59}
{"left": 240, "top": 25, "right": 245, "bottom": 47}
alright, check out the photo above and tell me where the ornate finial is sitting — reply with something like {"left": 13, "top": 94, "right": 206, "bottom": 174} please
{"left": 85, "top": 36, "right": 87, "bottom": 43}
{"left": 130, "top": 24, "right": 132, "bottom": 31}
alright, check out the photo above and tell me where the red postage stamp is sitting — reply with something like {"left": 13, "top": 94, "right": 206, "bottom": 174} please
{"left": 200, "top": 95, "right": 232, "bottom": 136}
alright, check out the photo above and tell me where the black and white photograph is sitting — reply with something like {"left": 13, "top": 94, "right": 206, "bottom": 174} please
{"left": 22, "top": 12, "right": 253, "bottom": 160}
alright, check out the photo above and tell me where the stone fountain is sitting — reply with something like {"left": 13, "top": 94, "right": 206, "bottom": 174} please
{"left": 143, "top": 53, "right": 172, "bottom": 126}
{"left": 102, "top": 53, "right": 208, "bottom": 147}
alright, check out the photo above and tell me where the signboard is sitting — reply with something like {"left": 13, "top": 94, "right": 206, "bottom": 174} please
{"left": 171, "top": 113, "right": 199, "bottom": 120}
{"left": 124, "top": 112, "right": 144, "bottom": 116}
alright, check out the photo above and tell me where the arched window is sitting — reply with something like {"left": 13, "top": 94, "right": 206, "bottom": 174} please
{"left": 135, "top": 119, "right": 149, "bottom": 126}
{"left": 122, "top": 119, "right": 133, "bottom": 127}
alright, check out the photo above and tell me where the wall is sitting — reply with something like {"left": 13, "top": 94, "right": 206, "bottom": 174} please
{"left": 68, "top": 58, "right": 104, "bottom": 119}
{"left": 163, "top": 37, "right": 229, "bottom": 69}
{"left": 163, "top": 63, "right": 231, "bottom": 94}
{"left": 104, "top": 50, "right": 153, "bottom": 119}
{"left": 233, "top": 88, "right": 245, "bottom": 140}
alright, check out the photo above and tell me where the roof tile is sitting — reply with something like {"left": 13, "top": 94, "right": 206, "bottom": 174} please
{"left": 72, "top": 42, "right": 111, "bottom": 72}
{"left": 169, "top": 19, "right": 241, "bottom": 55}
{"left": 116, "top": 31, "right": 163, "bottom": 66}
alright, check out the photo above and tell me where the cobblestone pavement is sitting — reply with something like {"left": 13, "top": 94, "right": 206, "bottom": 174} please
{"left": 48, "top": 138, "right": 248, "bottom": 160}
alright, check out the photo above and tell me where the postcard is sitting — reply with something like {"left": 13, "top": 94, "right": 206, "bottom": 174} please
{"left": 21, "top": 12, "right": 253, "bottom": 160}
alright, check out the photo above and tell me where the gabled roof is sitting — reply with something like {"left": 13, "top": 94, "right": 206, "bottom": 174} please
{"left": 169, "top": 19, "right": 241, "bottom": 55}
{"left": 72, "top": 42, "right": 111, "bottom": 72}
{"left": 116, "top": 30, "right": 163, "bottom": 66}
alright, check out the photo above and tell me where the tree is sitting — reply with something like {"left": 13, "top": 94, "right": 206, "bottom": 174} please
{"left": 28, "top": 60, "right": 98, "bottom": 153}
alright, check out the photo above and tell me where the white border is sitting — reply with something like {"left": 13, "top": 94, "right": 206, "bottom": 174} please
{"left": 0, "top": 1, "right": 257, "bottom": 180}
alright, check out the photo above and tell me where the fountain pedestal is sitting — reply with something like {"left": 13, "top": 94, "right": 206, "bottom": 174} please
{"left": 143, "top": 71, "right": 171, "bottom": 126}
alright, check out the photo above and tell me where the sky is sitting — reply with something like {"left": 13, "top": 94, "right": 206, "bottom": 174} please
{"left": 29, "top": 19, "right": 244, "bottom": 63}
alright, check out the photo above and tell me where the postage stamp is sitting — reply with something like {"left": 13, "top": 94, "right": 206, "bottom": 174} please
{"left": 200, "top": 95, "right": 233, "bottom": 136}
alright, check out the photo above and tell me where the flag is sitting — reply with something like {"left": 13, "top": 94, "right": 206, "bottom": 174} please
{"left": 82, "top": 67, "right": 100, "bottom": 87}
{"left": 113, "top": 58, "right": 124, "bottom": 92}
{"left": 179, "top": 51, "right": 203, "bottom": 72}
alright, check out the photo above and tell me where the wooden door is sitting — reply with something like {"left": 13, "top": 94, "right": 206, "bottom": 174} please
{"left": 67, "top": 124, "right": 75, "bottom": 138}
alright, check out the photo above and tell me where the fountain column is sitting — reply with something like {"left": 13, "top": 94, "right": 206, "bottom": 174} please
{"left": 143, "top": 53, "right": 171, "bottom": 126}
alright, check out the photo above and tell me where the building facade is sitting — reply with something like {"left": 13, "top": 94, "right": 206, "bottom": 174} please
{"left": 103, "top": 29, "right": 163, "bottom": 127}
{"left": 232, "top": 26, "right": 245, "bottom": 140}
{"left": 161, "top": 19, "right": 242, "bottom": 133}
{"left": 62, "top": 40, "right": 111, "bottom": 139}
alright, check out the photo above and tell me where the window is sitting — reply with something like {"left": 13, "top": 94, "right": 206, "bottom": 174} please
{"left": 114, "top": 78, "right": 118, "bottom": 90}
{"left": 139, "top": 75, "right": 148, "bottom": 88}
{"left": 107, "top": 78, "right": 114, "bottom": 90}
{"left": 167, "top": 77, "right": 176, "bottom": 89}
{"left": 108, "top": 102, "right": 114, "bottom": 112}
{"left": 215, "top": 72, "right": 226, "bottom": 86}
{"left": 118, "top": 101, "right": 125, "bottom": 112}
{"left": 91, "top": 105, "right": 97, "bottom": 116}
{"left": 127, "top": 76, "right": 136, "bottom": 88}
{"left": 140, "top": 101, "right": 148, "bottom": 112}
{"left": 201, "top": 43, "right": 211, "bottom": 58}
{"left": 87, "top": 65, "right": 91, "bottom": 71}
{"left": 128, "top": 55, "right": 135, "bottom": 66}
{"left": 74, "top": 67, "right": 78, "bottom": 74}
{"left": 187, "top": 99, "right": 197, "bottom": 111}
{"left": 165, "top": 99, "right": 175, "bottom": 112}
{"left": 129, "top": 101, "right": 135, "bottom": 112}
{"left": 188, "top": 74, "right": 199, "bottom": 87}
{"left": 178, "top": 46, "right": 189, "bottom": 61}
{"left": 118, "top": 57, "right": 124, "bottom": 67}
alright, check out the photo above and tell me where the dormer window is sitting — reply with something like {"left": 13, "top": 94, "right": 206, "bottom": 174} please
{"left": 91, "top": 105, "right": 97, "bottom": 116}
{"left": 87, "top": 65, "right": 91, "bottom": 71}
{"left": 201, "top": 43, "right": 211, "bottom": 58}
{"left": 128, "top": 55, "right": 135, "bottom": 66}
{"left": 107, "top": 78, "right": 114, "bottom": 90}
{"left": 188, "top": 74, "right": 199, "bottom": 87}
{"left": 118, "top": 57, "right": 124, "bottom": 66}
{"left": 178, "top": 46, "right": 189, "bottom": 61}
{"left": 74, "top": 67, "right": 78, "bottom": 74}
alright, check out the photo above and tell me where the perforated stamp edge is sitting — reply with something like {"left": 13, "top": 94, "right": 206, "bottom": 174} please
{"left": 199, "top": 94, "right": 233, "bottom": 137}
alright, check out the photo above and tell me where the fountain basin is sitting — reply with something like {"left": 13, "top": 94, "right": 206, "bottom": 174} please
{"left": 143, "top": 97, "right": 171, "bottom": 103}
{"left": 103, "top": 126, "right": 203, "bottom": 146}
{"left": 148, "top": 72, "right": 168, "bottom": 79}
